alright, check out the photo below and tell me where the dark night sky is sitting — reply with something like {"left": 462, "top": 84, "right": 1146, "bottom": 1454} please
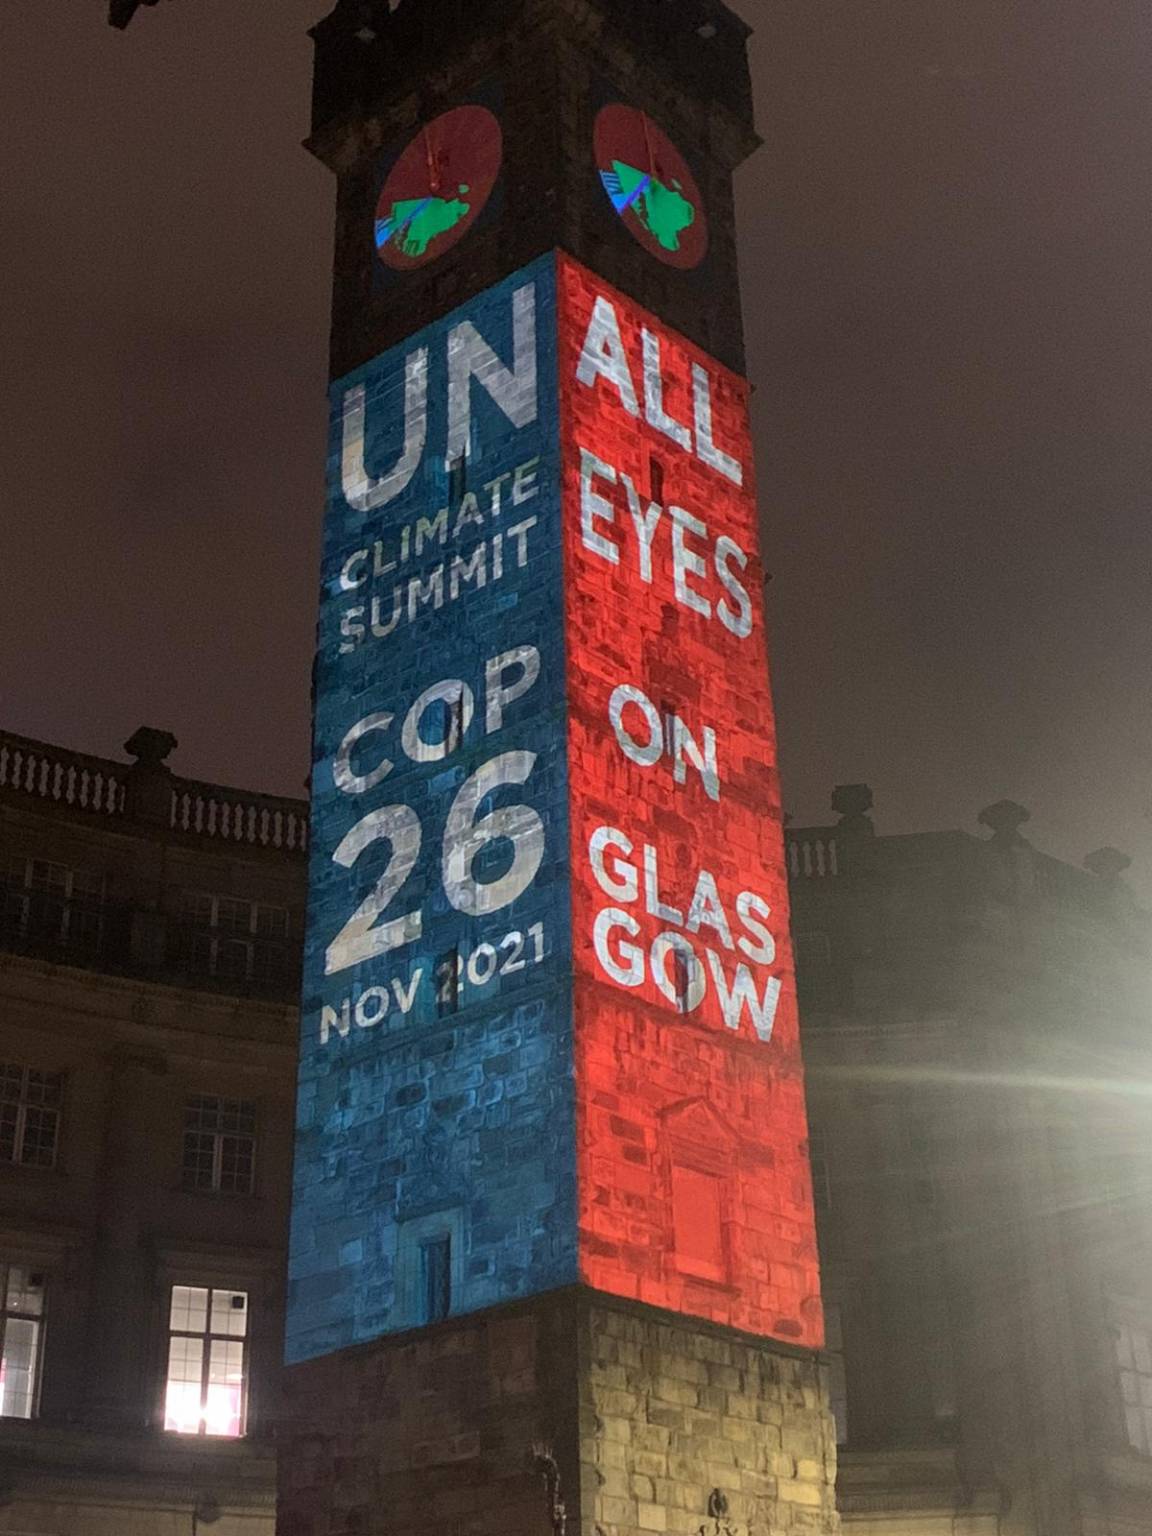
{"left": 2, "top": 1, "right": 1149, "bottom": 889}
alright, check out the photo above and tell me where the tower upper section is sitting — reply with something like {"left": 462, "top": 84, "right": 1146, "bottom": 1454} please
{"left": 308, "top": 0, "right": 759, "bottom": 377}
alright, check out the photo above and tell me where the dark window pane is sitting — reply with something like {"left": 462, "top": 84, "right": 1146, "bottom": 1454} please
{"left": 421, "top": 1236, "right": 452, "bottom": 1323}
{"left": 254, "top": 905, "right": 288, "bottom": 939}
{"left": 0, "top": 1103, "right": 18, "bottom": 1162}
{"left": 215, "top": 939, "right": 252, "bottom": 981}
{"left": 182, "top": 1098, "right": 256, "bottom": 1193}
{"left": 0, "top": 1066, "right": 25, "bottom": 1103}
{"left": 25, "top": 1071, "right": 63, "bottom": 1108}
{"left": 18, "top": 1107, "right": 59, "bottom": 1168}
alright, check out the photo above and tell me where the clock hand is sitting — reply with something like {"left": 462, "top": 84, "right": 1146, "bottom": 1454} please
{"left": 619, "top": 173, "right": 652, "bottom": 213}
{"left": 641, "top": 110, "right": 656, "bottom": 179}
{"left": 425, "top": 124, "right": 442, "bottom": 194}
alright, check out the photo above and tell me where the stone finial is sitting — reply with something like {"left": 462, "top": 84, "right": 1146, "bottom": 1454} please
{"left": 977, "top": 800, "right": 1031, "bottom": 844}
{"left": 831, "top": 783, "right": 874, "bottom": 834}
{"left": 1084, "top": 846, "right": 1132, "bottom": 881}
{"left": 108, "top": 0, "right": 159, "bottom": 30}
{"left": 123, "top": 726, "right": 177, "bottom": 767}
{"left": 123, "top": 726, "right": 178, "bottom": 826}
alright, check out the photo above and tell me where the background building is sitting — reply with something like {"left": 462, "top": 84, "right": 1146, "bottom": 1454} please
{"left": 4, "top": 724, "right": 1150, "bottom": 1535}
{"left": 791, "top": 787, "right": 1152, "bottom": 1536}
{"left": 0, "top": 726, "right": 306, "bottom": 1536}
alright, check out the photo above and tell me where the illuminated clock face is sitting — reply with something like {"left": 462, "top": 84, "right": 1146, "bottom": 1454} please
{"left": 594, "top": 104, "right": 708, "bottom": 270}
{"left": 374, "top": 105, "right": 503, "bottom": 271}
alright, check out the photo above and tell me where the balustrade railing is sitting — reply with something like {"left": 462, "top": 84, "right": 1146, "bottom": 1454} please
{"left": 0, "top": 731, "right": 126, "bottom": 816}
{"left": 171, "top": 780, "right": 309, "bottom": 852}
{"left": 786, "top": 829, "right": 840, "bottom": 878}
{"left": 0, "top": 729, "right": 307, "bottom": 853}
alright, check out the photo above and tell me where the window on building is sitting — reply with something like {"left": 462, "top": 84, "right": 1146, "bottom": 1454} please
{"left": 887, "top": 1109, "right": 940, "bottom": 1211}
{"left": 0, "top": 1266, "right": 45, "bottom": 1419}
{"left": 182, "top": 893, "right": 289, "bottom": 987}
{"left": 421, "top": 1235, "right": 452, "bottom": 1323}
{"left": 925, "top": 1293, "right": 958, "bottom": 1425}
{"left": 794, "top": 932, "right": 832, "bottom": 969}
{"left": 164, "top": 1285, "right": 248, "bottom": 1437}
{"left": 2, "top": 858, "right": 105, "bottom": 954}
{"left": 808, "top": 1128, "right": 832, "bottom": 1214}
{"left": 182, "top": 1097, "right": 256, "bottom": 1194}
{"left": 670, "top": 1163, "right": 727, "bottom": 1284}
{"left": 823, "top": 1301, "right": 849, "bottom": 1446}
{"left": 911, "top": 1108, "right": 956, "bottom": 1211}
{"left": 0, "top": 1063, "right": 63, "bottom": 1169}
{"left": 395, "top": 1211, "right": 462, "bottom": 1330}
{"left": 1115, "top": 1321, "right": 1152, "bottom": 1454}
{"left": 793, "top": 931, "right": 837, "bottom": 1007}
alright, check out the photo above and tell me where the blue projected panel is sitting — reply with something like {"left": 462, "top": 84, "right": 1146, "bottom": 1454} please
{"left": 287, "top": 257, "right": 573, "bottom": 1365}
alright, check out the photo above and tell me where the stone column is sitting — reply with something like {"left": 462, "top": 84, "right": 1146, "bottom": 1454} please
{"left": 82, "top": 1043, "right": 168, "bottom": 1428}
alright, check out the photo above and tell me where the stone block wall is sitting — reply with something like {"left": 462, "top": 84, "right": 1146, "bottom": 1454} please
{"left": 278, "top": 1290, "right": 838, "bottom": 1536}
{"left": 279, "top": 1293, "right": 579, "bottom": 1536}
{"left": 580, "top": 1300, "right": 839, "bottom": 1536}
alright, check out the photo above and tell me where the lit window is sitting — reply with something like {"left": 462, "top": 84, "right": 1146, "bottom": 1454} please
{"left": 182, "top": 1097, "right": 256, "bottom": 1194}
{"left": 183, "top": 893, "right": 289, "bottom": 987}
{"left": 0, "top": 1265, "right": 45, "bottom": 1419}
{"left": 164, "top": 1285, "right": 248, "bottom": 1437}
{"left": 1116, "top": 1321, "right": 1152, "bottom": 1454}
{"left": 0, "top": 1063, "right": 63, "bottom": 1169}
{"left": 2, "top": 859, "right": 104, "bottom": 954}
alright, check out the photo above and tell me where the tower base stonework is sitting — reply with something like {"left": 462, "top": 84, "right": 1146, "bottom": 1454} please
{"left": 278, "top": 1293, "right": 839, "bottom": 1536}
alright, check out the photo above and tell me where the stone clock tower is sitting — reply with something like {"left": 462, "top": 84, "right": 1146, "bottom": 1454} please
{"left": 282, "top": 1, "right": 840, "bottom": 1532}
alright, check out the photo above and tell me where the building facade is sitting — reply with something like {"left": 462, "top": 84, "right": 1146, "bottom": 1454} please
{"left": 790, "top": 789, "right": 1152, "bottom": 1536}
{"left": 14, "top": 1, "right": 1151, "bottom": 1532}
{"left": 2, "top": 729, "right": 1150, "bottom": 1536}
{"left": 0, "top": 726, "right": 306, "bottom": 1536}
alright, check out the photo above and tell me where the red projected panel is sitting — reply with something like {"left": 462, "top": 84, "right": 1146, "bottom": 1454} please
{"left": 558, "top": 255, "right": 822, "bottom": 1345}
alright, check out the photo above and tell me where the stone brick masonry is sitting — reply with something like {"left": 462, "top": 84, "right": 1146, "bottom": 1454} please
{"left": 580, "top": 1300, "right": 838, "bottom": 1536}
{"left": 279, "top": 1290, "right": 838, "bottom": 1536}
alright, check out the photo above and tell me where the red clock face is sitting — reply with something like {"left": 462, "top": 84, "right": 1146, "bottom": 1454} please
{"left": 375, "top": 106, "right": 503, "bottom": 272}
{"left": 594, "top": 104, "right": 708, "bottom": 270}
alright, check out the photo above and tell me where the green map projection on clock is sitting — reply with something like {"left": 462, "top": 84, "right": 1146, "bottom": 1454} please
{"left": 594, "top": 104, "right": 708, "bottom": 270}
{"left": 374, "top": 105, "right": 503, "bottom": 271}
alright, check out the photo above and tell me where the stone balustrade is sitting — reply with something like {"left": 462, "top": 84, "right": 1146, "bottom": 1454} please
{"left": 0, "top": 730, "right": 126, "bottom": 817}
{"left": 0, "top": 727, "right": 308, "bottom": 854}
{"left": 787, "top": 828, "right": 841, "bottom": 878}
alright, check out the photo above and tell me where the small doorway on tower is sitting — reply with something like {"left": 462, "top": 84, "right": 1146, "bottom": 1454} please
{"left": 394, "top": 1209, "right": 464, "bottom": 1328}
